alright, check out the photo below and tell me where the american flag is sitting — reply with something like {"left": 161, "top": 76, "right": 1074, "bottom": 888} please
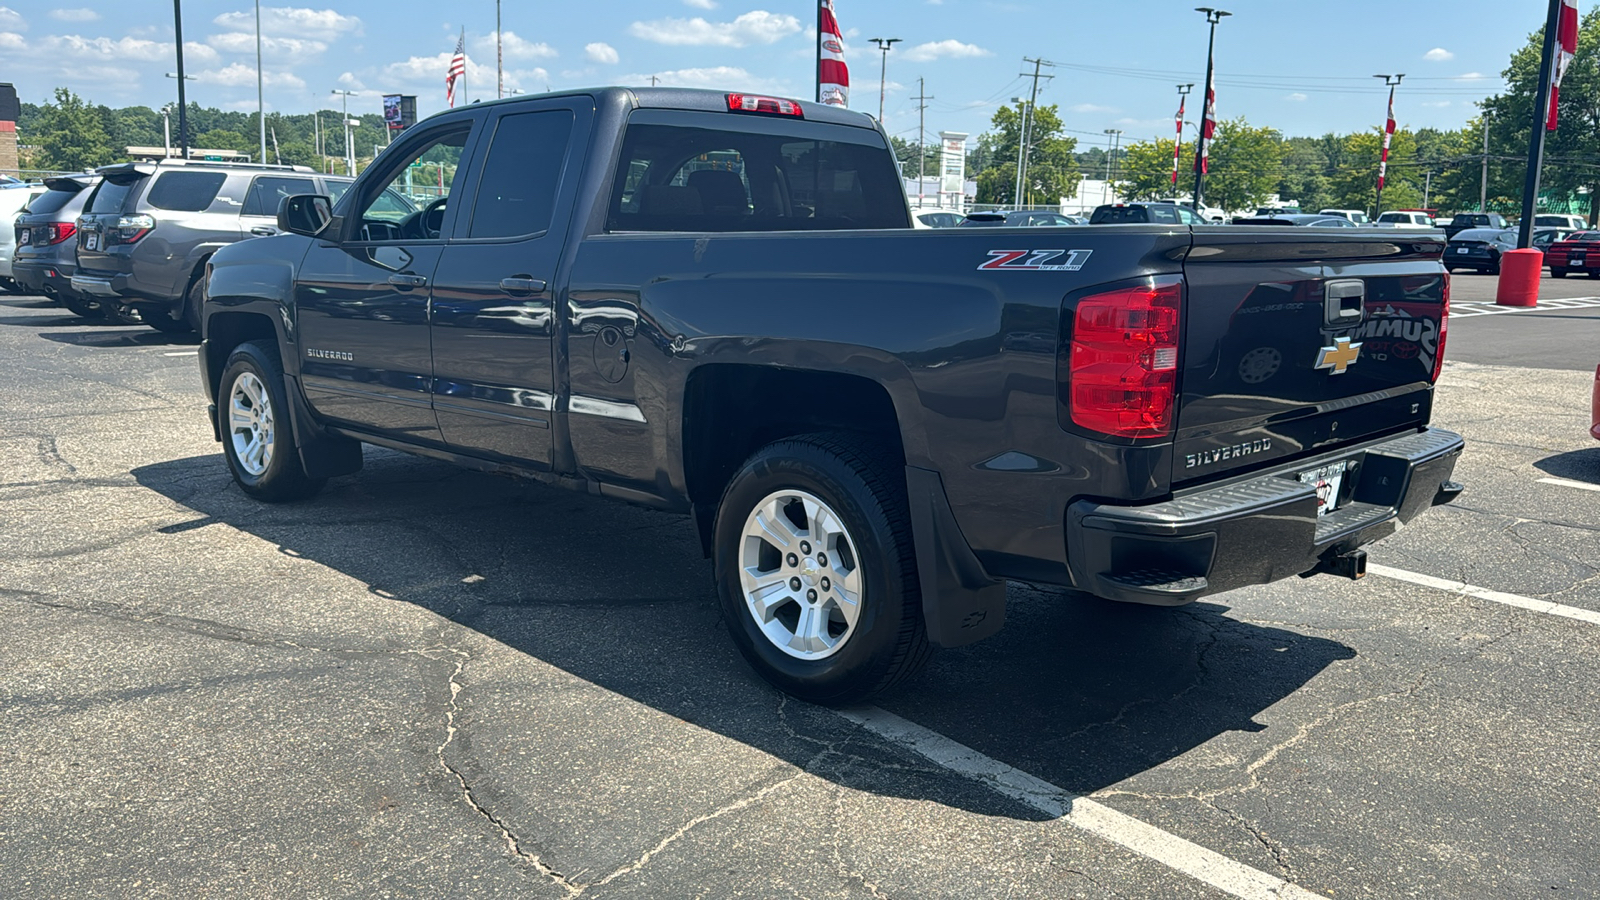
{"left": 1549, "top": 0, "right": 1580, "bottom": 131}
{"left": 446, "top": 32, "right": 466, "bottom": 108}
{"left": 1171, "top": 92, "right": 1186, "bottom": 186}
{"left": 1378, "top": 87, "right": 1395, "bottom": 192}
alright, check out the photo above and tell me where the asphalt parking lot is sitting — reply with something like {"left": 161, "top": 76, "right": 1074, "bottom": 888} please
{"left": 3, "top": 273, "right": 1599, "bottom": 899}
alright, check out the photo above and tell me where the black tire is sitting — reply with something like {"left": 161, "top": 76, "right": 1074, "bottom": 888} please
{"left": 105, "top": 304, "right": 143, "bottom": 326}
{"left": 140, "top": 302, "right": 194, "bottom": 333}
{"left": 59, "top": 294, "right": 102, "bottom": 319}
{"left": 713, "top": 433, "right": 930, "bottom": 704}
{"left": 1488, "top": 255, "right": 1501, "bottom": 276}
{"left": 181, "top": 274, "right": 204, "bottom": 332}
{"left": 1552, "top": 267, "right": 1569, "bottom": 278}
{"left": 218, "top": 340, "right": 325, "bottom": 502}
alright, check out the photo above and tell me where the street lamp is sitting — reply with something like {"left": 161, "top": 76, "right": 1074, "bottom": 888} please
{"left": 331, "top": 89, "right": 357, "bottom": 175}
{"left": 159, "top": 104, "right": 174, "bottom": 159}
{"left": 1192, "top": 7, "right": 1230, "bottom": 211}
{"left": 255, "top": 0, "right": 266, "bottom": 169}
{"left": 1103, "top": 129, "right": 1123, "bottom": 205}
{"left": 868, "top": 37, "right": 901, "bottom": 122}
{"left": 165, "top": 72, "right": 197, "bottom": 159}
{"left": 1373, "top": 73, "right": 1404, "bottom": 218}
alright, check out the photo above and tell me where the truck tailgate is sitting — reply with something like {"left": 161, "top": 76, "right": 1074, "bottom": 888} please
{"left": 1175, "top": 228, "right": 1447, "bottom": 485}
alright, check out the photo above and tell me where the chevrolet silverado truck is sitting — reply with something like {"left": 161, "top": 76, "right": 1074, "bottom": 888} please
{"left": 197, "top": 87, "right": 1464, "bottom": 703}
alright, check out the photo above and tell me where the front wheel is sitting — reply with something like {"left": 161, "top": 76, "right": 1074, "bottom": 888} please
{"left": 218, "top": 340, "right": 325, "bottom": 502}
{"left": 713, "top": 434, "right": 930, "bottom": 704}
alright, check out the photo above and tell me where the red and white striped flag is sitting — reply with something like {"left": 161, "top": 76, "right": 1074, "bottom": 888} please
{"left": 1197, "top": 67, "right": 1216, "bottom": 175}
{"left": 1549, "top": 0, "right": 1580, "bottom": 131}
{"left": 817, "top": 1, "right": 849, "bottom": 107}
{"left": 446, "top": 31, "right": 466, "bottom": 108}
{"left": 1171, "top": 92, "right": 1186, "bottom": 186}
{"left": 1378, "top": 86, "right": 1395, "bottom": 192}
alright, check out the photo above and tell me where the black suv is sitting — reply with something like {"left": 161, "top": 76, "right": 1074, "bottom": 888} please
{"left": 1442, "top": 212, "right": 1507, "bottom": 240}
{"left": 1089, "top": 202, "right": 1204, "bottom": 225}
{"left": 71, "top": 160, "right": 358, "bottom": 332}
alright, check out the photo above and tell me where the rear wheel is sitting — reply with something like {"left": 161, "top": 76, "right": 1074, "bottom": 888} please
{"left": 713, "top": 434, "right": 930, "bottom": 704}
{"left": 140, "top": 302, "right": 194, "bottom": 333}
{"left": 218, "top": 340, "right": 325, "bottom": 502}
{"left": 59, "top": 294, "right": 102, "bottom": 319}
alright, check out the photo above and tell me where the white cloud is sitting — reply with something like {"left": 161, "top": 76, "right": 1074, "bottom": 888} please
{"left": 1423, "top": 47, "right": 1454, "bottom": 62}
{"left": 1070, "top": 103, "right": 1117, "bottom": 114}
{"left": 629, "top": 11, "right": 802, "bottom": 47}
{"left": 624, "top": 65, "right": 791, "bottom": 94}
{"left": 0, "top": 7, "right": 24, "bottom": 30}
{"left": 336, "top": 71, "right": 365, "bottom": 90}
{"left": 212, "top": 7, "right": 361, "bottom": 41}
{"left": 208, "top": 32, "right": 328, "bottom": 61}
{"left": 684, "top": 0, "right": 718, "bottom": 7}
{"left": 473, "top": 30, "right": 556, "bottom": 61}
{"left": 50, "top": 8, "right": 98, "bottom": 22}
{"left": 585, "top": 42, "right": 618, "bottom": 65}
{"left": 195, "top": 62, "right": 306, "bottom": 89}
{"left": 0, "top": 31, "right": 23, "bottom": 49}
{"left": 1420, "top": 100, "right": 1452, "bottom": 108}
{"left": 1454, "top": 72, "right": 1486, "bottom": 80}
{"left": 1285, "top": 92, "right": 1308, "bottom": 102}
{"left": 31, "top": 34, "right": 219, "bottom": 64}
{"left": 901, "top": 39, "right": 990, "bottom": 63}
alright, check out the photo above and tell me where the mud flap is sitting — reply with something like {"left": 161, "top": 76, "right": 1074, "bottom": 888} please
{"left": 283, "top": 373, "right": 364, "bottom": 479}
{"left": 905, "top": 466, "right": 1007, "bottom": 647}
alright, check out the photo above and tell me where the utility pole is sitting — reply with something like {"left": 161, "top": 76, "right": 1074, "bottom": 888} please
{"left": 1423, "top": 168, "right": 1434, "bottom": 210}
{"left": 1016, "top": 57, "right": 1054, "bottom": 208}
{"left": 255, "top": 0, "right": 266, "bottom": 167}
{"left": 496, "top": 0, "right": 503, "bottom": 99}
{"left": 1173, "top": 83, "right": 1193, "bottom": 191}
{"left": 332, "top": 89, "right": 356, "bottom": 175}
{"left": 171, "top": 0, "right": 190, "bottom": 160}
{"left": 1192, "top": 8, "right": 1230, "bottom": 212}
{"left": 649, "top": 76, "right": 660, "bottom": 87}
{"left": 160, "top": 105, "right": 172, "bottom": 158}
{"left": 1518, "top": 0, "right": 1564, "bottom": 249}
{"left": 914, "top": 77, "right": 933, "bottom": 209}
{"left": 869, "top": 38, "right": 901, "bottom": 122}
{"left": 1102, "top": 129, "right": 1123, "bottom": 205}
{"left": 1480, "top": 111, "right": 1490, "bottom": 211}
{"left": 1373, "top": 73, "right": 1404, "bottom": 218}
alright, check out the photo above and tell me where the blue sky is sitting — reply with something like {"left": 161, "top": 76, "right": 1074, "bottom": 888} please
{"left": 0, "top": 1, "right": 1542, "bottom": 147}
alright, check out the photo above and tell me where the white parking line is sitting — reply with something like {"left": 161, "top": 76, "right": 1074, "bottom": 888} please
{"left": 1451, "top": 296, "right": 1600, "bottom": 319}
{"left": 1536, "top": 476, "right": 1600, "bottom": 494}
{"left": 162, "top": 350, "right": 197, "bottom": 357}
{"left": 838, "top": 706, "right": 1327, "bottom": 900}
{"left": 1369, "top": 563, "right": 1600, "bottom": 627}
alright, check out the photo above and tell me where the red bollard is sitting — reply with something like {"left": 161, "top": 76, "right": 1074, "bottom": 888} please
{"left": 1495, "top": 248, "right": 1543, "bottom": 307}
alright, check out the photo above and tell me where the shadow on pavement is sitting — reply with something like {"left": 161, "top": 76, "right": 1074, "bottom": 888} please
{"left": 37, "top": 329, "right": 200, "bottom": 348}
{"left": 1536, "top": 447, "right": 1600, "bottom": 484}
{"left": 133, "top": 450, "right": 1354, "bottom": 814}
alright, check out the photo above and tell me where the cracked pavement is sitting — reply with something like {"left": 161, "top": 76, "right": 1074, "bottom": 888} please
{"left": 3, "top": 289, "right": 1600, "bottom": 899}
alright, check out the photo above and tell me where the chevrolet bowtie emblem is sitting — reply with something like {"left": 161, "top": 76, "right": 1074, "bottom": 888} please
{"left": 1315, "top": 337, "right": 1362, "bottom": 375}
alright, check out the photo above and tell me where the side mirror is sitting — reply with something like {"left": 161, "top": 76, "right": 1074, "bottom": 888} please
{"left": 278, "top": 194, "right": 334, "bottom": 238}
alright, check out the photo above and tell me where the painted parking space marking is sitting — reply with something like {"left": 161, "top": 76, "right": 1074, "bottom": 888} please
{"left": 1536, "top": 476, "right": 1600, "bottom": 494}
{"left": 1369, "top": 563, "right": 1600, "bottom": 627}
{"left": 839, "top": 706, "right": 1328, "bottom": 900}
{"left": 1451, "top": 296, "right": 1600, "bottom": 318}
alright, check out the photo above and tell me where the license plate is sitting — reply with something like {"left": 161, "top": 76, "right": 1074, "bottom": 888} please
{"left": 84, "top": 232, "right": 99, "bottom": 251}
{"left": 16, "top": 230, "right": 27, "bottom": 245}
{"left": 1572, "top": 255, "right": 1586, "bottom": 265}
{"left": 1299, "top": 460, "right": 1349, "bottom": 516}
{"left": 1456, "top": 247, "right": 1469, "bottom": 254}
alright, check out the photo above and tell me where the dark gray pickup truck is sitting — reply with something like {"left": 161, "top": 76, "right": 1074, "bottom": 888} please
{"left": 198, "top": 87, "right": 1463, "bottom": 702}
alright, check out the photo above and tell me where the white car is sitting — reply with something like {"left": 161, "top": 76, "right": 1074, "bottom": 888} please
{"left": 0, "top": 183, "right": 46, "bottom": 292}
{"left": 1375, "top": 211, "right": 1436, "bottom": 229}
{"left": 1534, "top": 214, "right": 1587, "bottom": 231}
{"left": 1319, "top": 208, "right": 1371, "bottom": 225}
{"left": 1159, "top": 198, "right": 1226, "bottom": 223}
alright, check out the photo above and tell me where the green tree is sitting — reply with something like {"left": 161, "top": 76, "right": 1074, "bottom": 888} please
{"left": 1323, "top": 128, "right": 1424, "bottom": 214}
{"left": 973, "top": 101, "right": 1079, "bottom": 206}
{"left": 27, "top": 88, "right": 116, "bottom": 171}
{"left": 1199, "top": 118, "right": 1284, "bottom": 213}
{"left": 1112, "top": 138, "right": 1181, "bottom": 202}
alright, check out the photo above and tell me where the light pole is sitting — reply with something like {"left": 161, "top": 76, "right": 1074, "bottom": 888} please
{"left": 1173, "top": 83, "right": 1193, "bottom": 191}
{"left": 1373, "top": 73, "right": 1404, "bottom": 218}
{"left": 1192, "top": 7, "right": 1230, "bottom": 212}
{"left": 255, "top": 0, "right": 267, "bottom": 167}
{"left": 496, "top": 0, "right": 504, "bottom": 99}
{"left": 1011, "top": 96, "right": 1030, "bottom": 207}
{"left": 868, "top": 37, "right": 901, "bottom": 122}
{"left": 1103, "top": 129, "right": 1123, "bottom": 205}
{"left": 160, "top": 105, "right": 173, "bottom": 158}
{"left": 331, "top": 89, "right": 357, "bottom": 175}
{"left": 171, "top": 0, "right": 189, "bottom": 160}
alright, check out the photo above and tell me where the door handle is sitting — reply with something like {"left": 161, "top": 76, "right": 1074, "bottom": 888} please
{"left": 249, "top": 226, "right": 278, "bottom": 236}
{"left": 499, "top": 276, "right": 547, "bottom": 296}
{"left": 388, "top": 273, "right": 428, "bottom": 289}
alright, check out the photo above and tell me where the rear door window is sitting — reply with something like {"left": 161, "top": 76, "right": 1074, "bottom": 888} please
{"left": 468, "top": 109, "right": 574, "bottom": 238}
{"left": 144, "top": 171, "right": 227, "bottom": 212}
{"left": 608, "top": 114, "right": 906, "bottom": 232}
{"left": 24, "top": 187, "right": 84, "bottom": 216}
{"left": 242, "top": 176, "right": 316, "bottom": 216}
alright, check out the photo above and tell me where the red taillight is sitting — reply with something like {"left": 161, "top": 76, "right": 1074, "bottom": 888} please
{"left": 46, "top": 222, "right": 77, "bottom": 245}
{"left": 726, "top": 93, "right": 804, "bottom": 117}
{"left": 1432, "top": 273, "right": 1450, "bottom": 383}
{"left": 1069, "top": 279, "right": 1182, "bottom": 439}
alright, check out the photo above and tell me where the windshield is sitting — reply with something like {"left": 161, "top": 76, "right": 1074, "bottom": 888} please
{"left": 24, "top": 186, "right": 83, "bottom": 216}
{"left": 1452, "top": 228, "right": 1505, "bottom": 241}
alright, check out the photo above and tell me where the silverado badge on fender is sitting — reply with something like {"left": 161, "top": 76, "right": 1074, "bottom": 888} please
{"left": 1315, "top": 337, "right": 1362, "bottom": 375}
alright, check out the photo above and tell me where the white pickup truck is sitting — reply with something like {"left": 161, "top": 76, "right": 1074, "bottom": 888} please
{"left": 1376, "top": 210, "right": 1436, "bottom": 229}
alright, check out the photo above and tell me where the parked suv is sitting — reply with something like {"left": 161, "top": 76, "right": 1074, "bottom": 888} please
{"left": 70, "top": 160, "right": 358, "bottom": 332}
{"left": 1088, "top": 202, "right": 1203, "bottom": 225}
{"left": 1442, "top": 212, "right": 1507, "bottom": 240}
{"left": 13, "top": 174, "right": 100, "bottom": 316}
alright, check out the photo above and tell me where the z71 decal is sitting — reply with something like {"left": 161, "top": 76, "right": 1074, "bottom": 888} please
{"left": 978, "top": 249, "right": 1094, "bottom": 272}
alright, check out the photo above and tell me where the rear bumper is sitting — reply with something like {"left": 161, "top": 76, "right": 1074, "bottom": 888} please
{"left": 1066, "top": 427, "right": 1465, "bottom": 605}
{"left": 13, "top": 259, "right": 75, "bottom": 296}
{"left": 70, "top": 271, "right": 127, "bottom": 298}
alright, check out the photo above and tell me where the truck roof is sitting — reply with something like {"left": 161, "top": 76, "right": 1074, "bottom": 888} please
{"left": 442, "top": 86, "right": 884, "bottom": 131}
